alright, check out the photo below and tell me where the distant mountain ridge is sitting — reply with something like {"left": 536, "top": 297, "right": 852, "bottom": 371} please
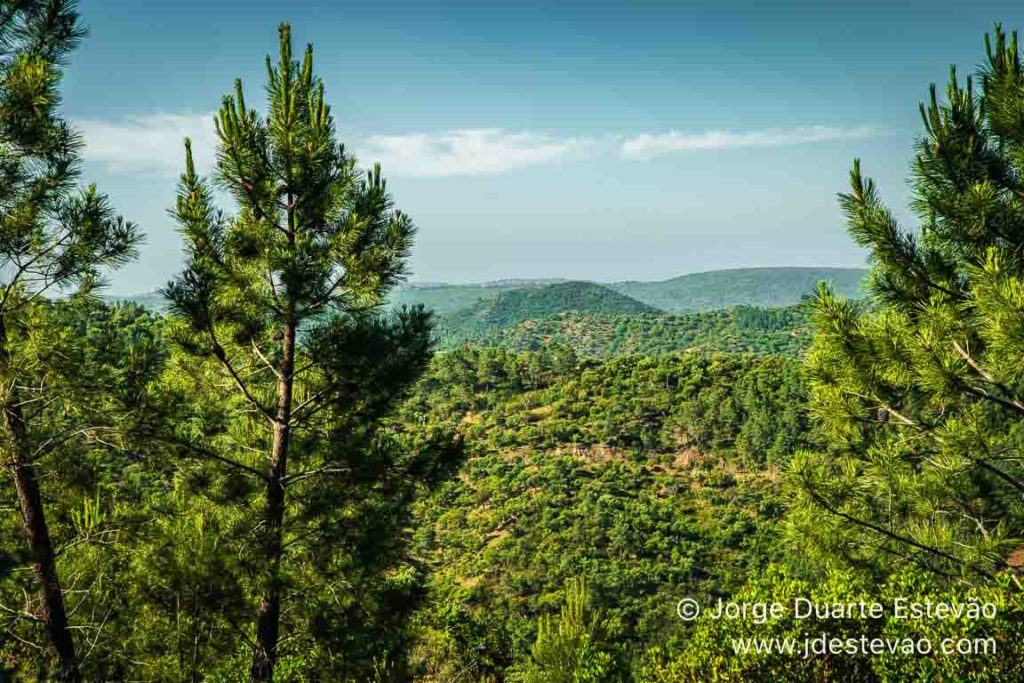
{"left": 438, "top": 281, "right": 658, "bottom": 343}
{"left": 448, "top": 306, "right": 813, "bottom": 357}
{"left": 104, "top": 266, "right": 868, "bottom": 317}
{"left": 609, "top": 266, "right": 866, "bottom": 312}
{"left": 102, "top": 291, "right": 168, "bottom": 310}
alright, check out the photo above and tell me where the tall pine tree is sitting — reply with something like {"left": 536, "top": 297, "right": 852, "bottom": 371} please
{"left": 789, "top": 25, "right": 1024, "bottom": 583}
{"left": 163, "top": 24, "right": 434, "bottom": 680}
{"left": 0, "top": 2, "right": 139, "bottom": 679}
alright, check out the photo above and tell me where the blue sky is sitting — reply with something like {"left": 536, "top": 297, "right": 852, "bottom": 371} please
{"left": 67, "top": 0, "right": 1023, "bottom": 293}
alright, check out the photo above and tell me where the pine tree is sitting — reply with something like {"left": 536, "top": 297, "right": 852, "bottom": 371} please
{"left": 163, "top": 24, "right": 434, "bottom": 680}
{"left": 788, "top": 25, "right": 1024, "bottom": 582}
{"left": 0, "top": 2, "right": 139, "bottom": 679}
{"left": 508, "top": 577, "right": 617, "bottom": 683}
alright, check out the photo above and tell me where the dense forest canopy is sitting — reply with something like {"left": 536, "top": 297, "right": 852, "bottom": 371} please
{"left": 1, "top": 3, "right": 1024, "bottom": 682}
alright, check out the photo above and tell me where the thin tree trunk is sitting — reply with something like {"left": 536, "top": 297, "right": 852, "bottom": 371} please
{"left": 0, "top": 322, "right": 79, "bottom": 681}
{"left": 250, "top": 318, "right": 295, "bottom": 682}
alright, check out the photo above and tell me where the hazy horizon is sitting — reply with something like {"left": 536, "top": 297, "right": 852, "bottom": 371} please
{"left": 69, "top": 0, "right": 1014, "bottom": 292}
{"left": 105, "top": 264, "right": 869, "bottom": 297}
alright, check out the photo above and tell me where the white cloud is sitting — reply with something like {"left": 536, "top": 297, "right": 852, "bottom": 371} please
{"left": 359, "top": 128, "right": 595, "bottom": 177}
{"left": 76, "top": 118, "right": 592, "bottom": 178}
{"left": 76, "top": 112, "right": 217, "bottom": 175}
{"left": 619, "top": 125, "right": 880, "bottom": 160}
{"left": 73, "top": 113, "right": 880, "bottom": 177}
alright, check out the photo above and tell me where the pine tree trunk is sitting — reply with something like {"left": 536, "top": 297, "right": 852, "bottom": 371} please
{"left": 250, "top": 319, "right": 295, "bottom": 682}
{"left": 0, "top": 322, "right": 79, "bottom": 681}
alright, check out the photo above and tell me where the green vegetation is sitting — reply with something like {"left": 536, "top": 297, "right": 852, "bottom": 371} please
{"left": 787, "top": 24, "right": 1024, "bottom": 584}
{"left": 402, "top": 347, "right": 812, "bottom": 679}
{"left": 611, "top": 267, "right": 867, "bottom": 313}
{"left": 388, "top": 282, "right": 532, "bottom": 317}
{"left": 436, "top": 281, "right": 658, "bottom": 343}
{"left": 432, "top": 284, "right": 815, "bottom": 356}
{"left": 160, "top": 24, "right": 447, "bottom": 681}
{"left": 0, "top": 3, "right": 141, "bottom": 678}
{"left": 640, "top": 567, "right": 1024, "bottom": 682}
{"left": 387, "top": 268, "right": 866, "bottom": 320}
{"left": 110, "top": 267, "right": 864, "bottom": 322}
{"left": 440, "top": 305, "right": 811, "bottom": 356}
{"left": 2, "top": 7, "right": 1024, "bottom": 683}
{"left": 507, "top": 578, "right": 617, "bottom": 682}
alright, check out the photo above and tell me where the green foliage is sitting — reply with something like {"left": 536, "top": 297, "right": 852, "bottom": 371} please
{"left": 637, "top": 566, "right": 1024, "bottom": 682}
{"left": 1, "top": 302, "right": 164, "bottom": 679}
{"left": 388, "top": 282, "right": 526, "bottom": 317}
{"left": 385, "top": 268, "right": 867, "bottom": 318}
{"left": 508, "top": 577, "right": 619, "bottom": 683}
{"left": 611, "top": 267, "right": 866, "bottom": 313}
{"left": 7, "top": 9, "right": 1024, "bottom": 683}
{"left": 403, "top": 347, "right": 815, "bottom": 677}
{"left": 407, "top": 346, "right": 812, "bottom": 464}
{"left": 440, "top": 305, "right": 811, "bottom": 357}
{"left": 0, "top": 2, "right": 142, "bottom": 677}
{"left": 438, "top": 281, "right": 658, "bottom": 343}
{"left": 789, "top": 25, "right": 1024, "bottom": 581}
{"left": 156, "top": 22, "right": 457, "bottom": 680}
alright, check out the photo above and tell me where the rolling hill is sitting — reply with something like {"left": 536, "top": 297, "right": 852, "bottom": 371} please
{"left": 390, "top": 267, "right": 866, "bottom": 316}
{"left": 103, "top": 267, "right": 868, "bottom": 326}
{"left": 436, "top": 281, "right": 658, "bottom": 343}
{"left": 99, "top": 292, "right": 168, "bottom": 310}
{"left": 442, "top": 305, "right": 812, "bottom": 356}
{"left": 609, "top": 266, "right": 866, "bottom": 312}
{"left": 387, "top": 281, "right": 538, "bottom": 317}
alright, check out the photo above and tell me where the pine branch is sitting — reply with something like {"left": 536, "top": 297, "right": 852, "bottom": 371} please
{"left": 281, "top": 466, "right": 350, "bottom": 487}
{"left": 208, "top": 332, "right": 278, "bottom": 424}
{"left": 803, "top": 487, "right": 996, "bottom": 581}
{"left": 953, "top": 340, "right": 1024, "bottom": 412}
{"left": 250, "top": 340, "right": 282, "bottom": 381}
{"left": 960, "top": 382, "right": 1024, "bottom": 416}
{"left": 174, "top": 439, "right": 269, "bottom": 482}
{"left": 287, "top": 384, "right": 337, "bottom": 425}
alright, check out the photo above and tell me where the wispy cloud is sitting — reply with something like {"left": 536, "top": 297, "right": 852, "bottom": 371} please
{"left": 359, "top": 128, "right": 595, "bottom": 177}
{"left": 76, "top": 117, "right": 592, "bottom": 178}
{"left": 74, "top": 113, "right": 880, "bottom": 177}
{"left": 77, "top": 112, "right": 217, "bottom": 175}
{"left": 619, "top": 125, "right": 880, "bottom": 160}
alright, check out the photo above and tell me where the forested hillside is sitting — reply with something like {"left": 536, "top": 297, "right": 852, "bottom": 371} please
{"left": 436, "top": 281, "right": 659, "bottom": 342}
{"left": 109, "top": 284, "right": 817, "bottom": 357}
{"left": 437, "top": 305, "right": 811, "bottom": 356}
{"left": 386, "top": 267, "right": 867, "bottom": 318}
{"left": 106, "top": 267, "right": 861, "bottom": 323}
{"left": 401, "top": 348, "right": 813, "bottom": 679}
{"left": 388, "top": 282, "right": 533, "bottom": 317}
{"left": 610, "top": 267, "right": 867, "bottom": 313}
{"left": 3, "top": 5, "right": 1024, "bottom": 683}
